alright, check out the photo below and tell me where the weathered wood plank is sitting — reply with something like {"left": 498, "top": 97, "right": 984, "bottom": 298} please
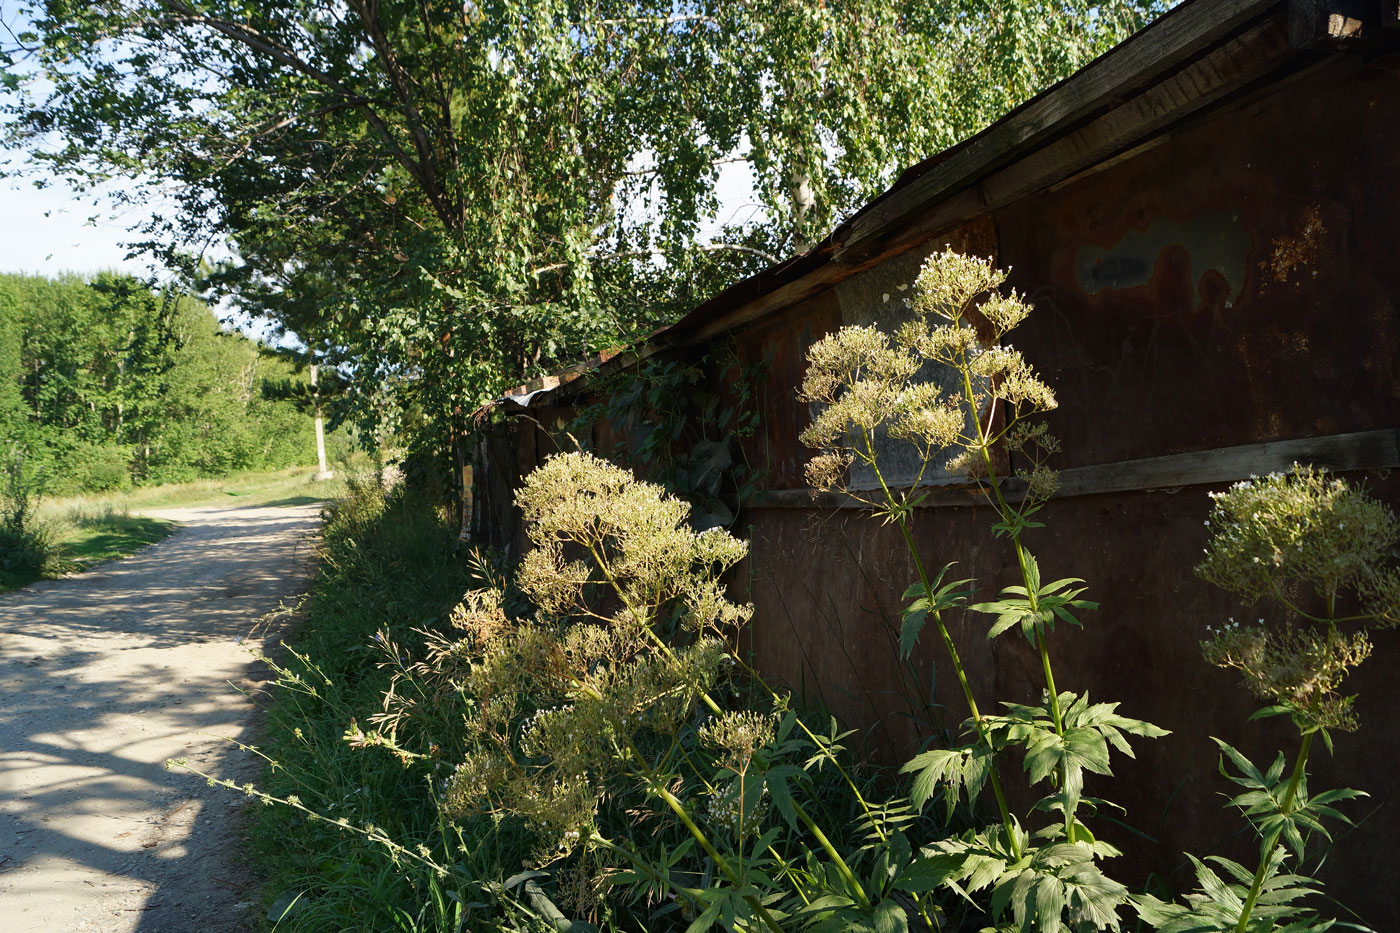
{"left": 747, "top": 430, "right": 1400, "bottom": 511}
{"left": 861, "top": 16, "right": 1294, "bottom": 265}
{"left": 838, "top": 0, "right": 1279, "bottom": 257}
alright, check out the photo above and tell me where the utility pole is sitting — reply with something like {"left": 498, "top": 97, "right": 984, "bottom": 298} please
{"left": 311, "top": 362, "right": 333, "bottom": 481}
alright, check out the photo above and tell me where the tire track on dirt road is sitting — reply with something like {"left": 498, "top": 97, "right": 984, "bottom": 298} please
{"left": 0, "top": 502, "right": 322, "bottom": 932}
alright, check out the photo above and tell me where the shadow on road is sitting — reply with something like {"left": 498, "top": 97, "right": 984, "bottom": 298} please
{"left": 0, "top": 503, "right": 321, "bottom": 932}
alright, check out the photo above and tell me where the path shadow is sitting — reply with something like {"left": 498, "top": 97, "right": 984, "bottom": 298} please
{"left": 0, "top": 503, "right": 322, "bottom": 931}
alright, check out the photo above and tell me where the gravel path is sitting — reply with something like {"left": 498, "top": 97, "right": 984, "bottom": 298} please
{"left": 0, "top": 503, "right": 323, "bottom": 932}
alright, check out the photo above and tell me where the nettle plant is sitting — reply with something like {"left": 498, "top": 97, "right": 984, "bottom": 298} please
{"left": 1135, "top": 466, "right": 1399, "bottom": 932}
{"left": 799, "top": 249, "right": 1168, "bottom": 931}
{"left": 374, "top": 451, "right": 961, "bottom": 932}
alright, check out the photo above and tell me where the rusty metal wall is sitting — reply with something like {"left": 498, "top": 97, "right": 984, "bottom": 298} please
{"left": 726, "top": 50, "right": 1400, "bottom": 921}
{"left": 503, "top": 47, "right": 1400, "bottom": 924}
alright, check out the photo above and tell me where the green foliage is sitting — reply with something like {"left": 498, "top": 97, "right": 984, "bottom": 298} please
{"left": 1210, "top": 739, "right": 1364, "bottom": 861}
{"left": 0, "top": 272, "right": 321, "bottom": 493}
{"left": 566, "top": 347, "right": 767, "bottom": 529}
{"left": 1131, "top": 740, "right": 1362, "bottom": 932}
{"left": 6, "top": 0, "right": 1170, "bottom": 455}
{"left": 1132, "top": 851, "right": 1332, "bottom": 933}
{"left": 0, "top": 444, "right": 71, "bottom": 585}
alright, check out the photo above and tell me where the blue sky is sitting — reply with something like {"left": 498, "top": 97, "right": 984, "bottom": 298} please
{"left": 0, "top": 170, "right": 164, "bottom": 278}
{"left": 1, "top": 0, "right": 163, "bottom": 279}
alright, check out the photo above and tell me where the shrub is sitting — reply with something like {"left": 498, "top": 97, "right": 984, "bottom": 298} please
{"left": 0, "top": 522, "right": 70, "bottom": 579}
{"left": 0, "top": 445, "right": 71, "bottom": 582}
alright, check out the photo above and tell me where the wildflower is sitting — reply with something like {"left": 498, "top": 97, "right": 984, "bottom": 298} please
{"left": 699, "top": 709, "right": 777, "bottom": 771}
{"left": 1198, "top": 465, "right": 1400, "bottom": 729}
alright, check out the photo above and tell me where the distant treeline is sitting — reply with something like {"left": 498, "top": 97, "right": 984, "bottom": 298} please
{"left": 0, "top": 272, "right": 318, "bottom": 493}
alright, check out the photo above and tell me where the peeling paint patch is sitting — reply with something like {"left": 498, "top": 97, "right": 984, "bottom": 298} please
{"left": 1269, "top": 205, "right": 1325, "bottom": 283}
{"left": 1074, "top": 210, "right": 1252, "bottom": 307}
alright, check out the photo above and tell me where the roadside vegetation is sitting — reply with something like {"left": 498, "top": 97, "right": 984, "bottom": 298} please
{"left": 207, "top": 253, "right": 1392, "bottom": 932}
{"left": 236, "top": 476, "right": 482, "bottom": 929}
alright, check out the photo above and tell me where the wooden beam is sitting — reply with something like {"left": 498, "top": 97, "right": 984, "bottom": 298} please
{"left": 837, "top": 0, "right": 1279, "bottom": 259}
{"left": 747, "top": 430, "right": 1400, "bottom": 511}
{"left": 977, "top": 20, "right": 1293, "bottom": 218}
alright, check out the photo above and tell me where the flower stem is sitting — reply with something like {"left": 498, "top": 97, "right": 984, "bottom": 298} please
{"left": 1233, "top": 729, "right": 1315, "bottom": 933}
{"left": 863, "top": 427, "right": 1020, "bottom": 858}
{"left": 627, "top": 744, "right": 786, "bottom": 933}
{"left": 962, "top": 366, "right": 1080, "bottom": 842}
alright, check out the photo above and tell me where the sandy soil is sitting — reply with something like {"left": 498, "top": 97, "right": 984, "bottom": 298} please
{"left": 0, "top": 503, "right": 323, "bottom": 932}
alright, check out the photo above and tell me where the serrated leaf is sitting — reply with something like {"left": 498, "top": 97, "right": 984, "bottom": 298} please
{"left": 894, "top": 852, "right": 966, "bottom": 894}
{"left": 988, "top": 611, "right": 1029, "bottom": 640}
{"left": 1039, "top": 576, "right": 1084, "bottom": 595}
{"left": 899, "top": 608, "right": 927, "bottom": 659}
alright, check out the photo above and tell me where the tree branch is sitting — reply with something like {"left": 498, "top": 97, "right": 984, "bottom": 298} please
{"left": 531, "top": 241, "right": 779, "bottom": 276}
{"left": 155, "top": 0, "right": 449, "bottom": 226}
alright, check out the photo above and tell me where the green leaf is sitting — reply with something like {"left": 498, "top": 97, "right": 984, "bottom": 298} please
{"left": 901, "top": 747, "right": 967, "bottom": 811}
{"left": 765, "top": 767, "right": 800, "bottom": 831}
{"left": 899, "top": 608, "right": 927, "bottom": 659}
{"left": 894, "top": 852, "right": 965, "bottom": 894}
{"left": 987, "top": 610, "right": 1030, "bottom": 640}
{"left": 871, "top": 900, "right": 908, "bottom": 933}
{"left": 684, "top": 894, "right": 727, "bottom": 933}
{"left": 1249, "top": 704, "right": 1294, "bottom": 722}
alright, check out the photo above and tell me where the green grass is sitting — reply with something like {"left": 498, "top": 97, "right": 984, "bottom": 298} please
{"left": 63, "top": 511, "right": 179, "bottom": 568}
{"left": 240, "top": 480, "right": 493, "bottom": 931}
{"left": 44, "top": 465, "right": 349, "bottom": 514}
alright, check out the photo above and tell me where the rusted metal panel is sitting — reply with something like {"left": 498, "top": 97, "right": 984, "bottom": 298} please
{"left": 495, "top": 21, "right": 1400, "bottom": 930}
{"left": 725, "top": 50, "right": 1400, "bottom": 921}
{"left": 997, "top": 51, "right": 1400, "bottom": 469}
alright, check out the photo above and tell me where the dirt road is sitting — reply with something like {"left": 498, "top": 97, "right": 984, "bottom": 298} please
{"left": 0, "top": 503, "right": 323, "bottom": 932}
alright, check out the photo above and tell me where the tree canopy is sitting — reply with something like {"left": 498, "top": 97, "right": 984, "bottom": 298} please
{"left": 3, "top": 0, "right": 1170, "bottom": 449}
{"left": 0, "top": 272, "right": 318, "bottom": 491}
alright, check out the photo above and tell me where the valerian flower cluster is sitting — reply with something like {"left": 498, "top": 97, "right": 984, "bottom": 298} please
{"left": 1197, "top": 465, "right": 1400, "bottom": 731}
{"left": 411, "top": 452, "right": 753, "bottom": 861}
{"left": 798, "top": 248, "right": 1058, "bottom": 506}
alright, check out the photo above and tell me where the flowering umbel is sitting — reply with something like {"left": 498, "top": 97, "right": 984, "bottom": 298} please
{"left": 1197, "top": 465, "right": 1400, "bottom": 731}
{"left": 798, "top": 249, "right": 1058, "bottom": 505}
{"left": 423, "top": 452, "right": 752, "bottom": 860}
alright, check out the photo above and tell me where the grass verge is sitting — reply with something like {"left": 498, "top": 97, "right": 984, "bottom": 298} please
{"left": 0, "top": 505, "right": 179, "bottom": 593}
{"left": 63, "top": 509, "right": 178, "bottom": 569}
{"left": 239, "top": 478, "right": 498, "bottom": 931}
{"left": 44, "top": 465, "right": 348, "bottom": 514}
